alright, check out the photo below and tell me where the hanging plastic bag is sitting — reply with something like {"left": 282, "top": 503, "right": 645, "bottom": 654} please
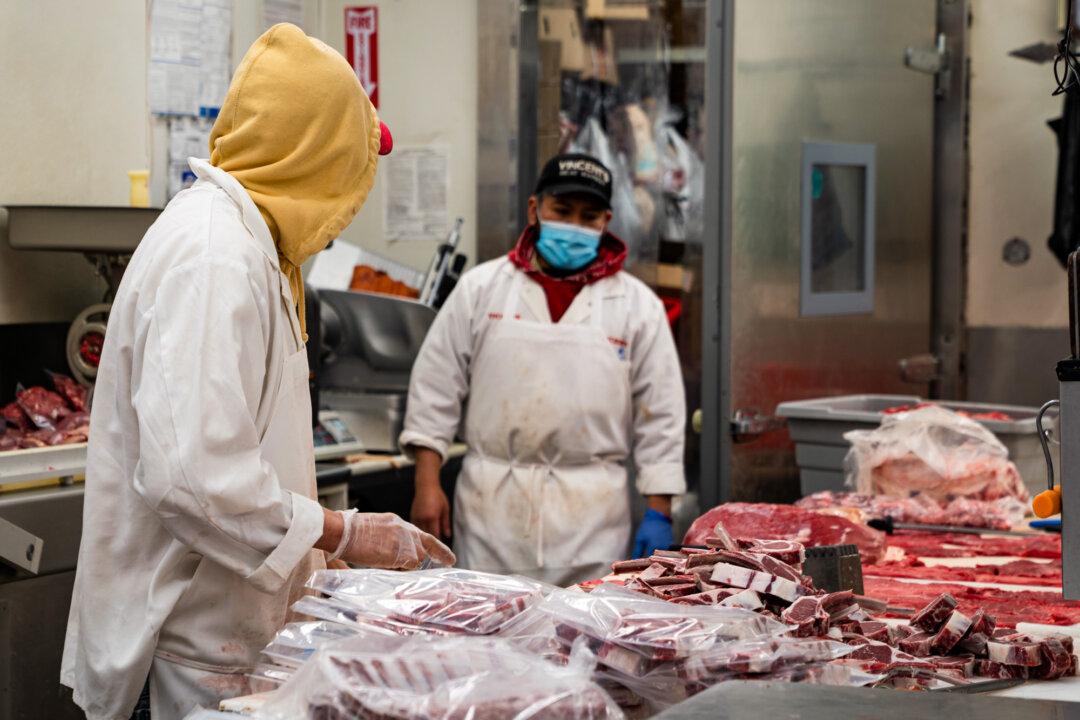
{"left": 570, "top": 118, "right": 647, "bottom": 262}
{"left": 843, "top": 405, "right": 1028, "bottom": 503}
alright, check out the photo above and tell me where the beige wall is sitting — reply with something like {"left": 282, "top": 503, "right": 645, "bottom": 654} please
{"left": 0, "top": 0, "right": 479, "bottom": 324}
{"left": 316, "top": 0, "right": 479, "bottom": 274}
{"left": 0, "top": 1, "right": 147, "bottom": 322}
{"left": 967, "top": 0, "right": 1066, "bottom": 328}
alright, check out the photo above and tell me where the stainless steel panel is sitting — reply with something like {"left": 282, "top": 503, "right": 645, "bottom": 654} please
{"left": 931, "top": 0, "right": 970, "bottom": 401}
{"left": 727, "top": 0, "right": 937, "bottom": 501}
{"left": 477, "top": 0, "right": 524, "bottom": 262}
{"left": 0, "top": 485, "right": 83, "bottom": 581}
{"left": 1062, "top": 378, "right": 1080, "bottom": 599}
{"left": 5, "top": 205, "right": 159, "bottom": 252}
{"left": 967, "top": 326, "right": 1068, "bottom": 407}
{"left": 0, "top": 570, "right": 84, "bottom": 720}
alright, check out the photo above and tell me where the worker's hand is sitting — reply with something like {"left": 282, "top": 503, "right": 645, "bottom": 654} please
{"left": 411, "top": 484, "right": 452, "bottom": 539}
{"left": 325, "top": 555, "right": 350, "bottom": 571}
{"left": 632, "top": 508, "right": 674, "bottom": 559}
{"left": 328, "top": 511, "right": 456, "bottom": 570}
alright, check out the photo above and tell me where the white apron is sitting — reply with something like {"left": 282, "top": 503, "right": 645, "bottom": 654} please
{"left": 454, "top": 272, "right": 632, "bottom": 586}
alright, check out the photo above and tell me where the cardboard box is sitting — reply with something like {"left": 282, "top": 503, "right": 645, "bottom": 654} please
{"left": 585, "top": 0, "right": 649, "bottom": 21}
{"left": 539, "top": 7, "right": 586, "bottom": 72}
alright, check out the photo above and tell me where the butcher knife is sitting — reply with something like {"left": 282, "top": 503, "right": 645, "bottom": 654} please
{"left": 867, "top": 516, "right": 1039, "bottom": 537}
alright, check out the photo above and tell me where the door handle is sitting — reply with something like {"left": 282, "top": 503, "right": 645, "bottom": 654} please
{"left": 0, "top": 516, "right": 43, "bottom": 575}
{"left": 898, "top": 353, "right": 941, "bottom": 384}
{"left": 730, "top": 409, "right": 786, "bottom": 442}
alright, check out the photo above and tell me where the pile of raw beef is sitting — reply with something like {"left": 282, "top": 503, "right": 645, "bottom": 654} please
{"left": 582, "top": 520, "right": 1076, "bottom": 694}
{"left": 0, "top": 373, "right": 89, "bottom": 451}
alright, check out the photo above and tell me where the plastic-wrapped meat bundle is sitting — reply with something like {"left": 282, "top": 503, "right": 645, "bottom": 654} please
{"left": 2, "top": 402, "right": 31, "bottom": 432}
{"left": 681, "top": 637, "right": 854, "bottom": 680}
{"left": 16, "top": 385, "right": 71, "bottom": 431}
{"left": 48, "top": 411, "right": 90, "bottom": 446}
{"left": 683, "top": 503, "right": 886, "bottom": 564}
{"left": 260, "top": 621, "right": 362, "bottom": 673}
{"left": 49, "top": 371, "right": 88, "bottom": 412}
{"left": 306, "top": 569, "right": 550, "bottom": 635}
{"left": 255, "top": 634, "right": 624, "bottom": 720}
{"left": 844, "top": 406, "right": 1028, "bottom": 504}
{"left": 538, "top": 584, "right": 785, "bottom": 668}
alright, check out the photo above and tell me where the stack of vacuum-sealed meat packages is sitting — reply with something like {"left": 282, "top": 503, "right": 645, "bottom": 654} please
{"left": 498, "top": 583, "right": 862, "bottom": 715}
{"left": 254, "top": 634, "right": 624, "bottom": 720}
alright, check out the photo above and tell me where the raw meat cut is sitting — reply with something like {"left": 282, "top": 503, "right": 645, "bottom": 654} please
{"left": 910, "top": 594, "right": 958, "bottom": 633}
{"left": 796, "top": 491, "right": 1024, "bottom": 531}
{"left": 612, "top": 559, "right": 657, "bottom": 574}
{"left": 930, "top": 611, "right": 972, "bottom": 654}
{"left": 705, "top": 521, "right": 740, "bottom": 551}
{"left": 987, "top": 640, "right": 1042, "bottom": 667}
{"left": 16, "top": 385, "right": 71, "bottom": 430}
{"left": 1, "top": 402, "right": 30, "bottom": 432}
{"left": 882, "top": 402, "right": 1013, "bottom": 422}
{"left": 684, "top": 503, "right": 886, "bottom": 564}
{"left": 880, "top": 531, "right": 1061, "bottom": 560}
{"left": 862, "top": 577, "right": 1080, "bottom": 627}
{"left": 709, "top": 563, "right": 803, "bottom": 602}
{"left": 49, "top": 372, "right": 87, "bottom": 412}
{"left": 1029, "top": 637, "right": 1075, "bottom": 680}
{"left": 781, "top": 597, "right": 829, "bottom": 638}
{"left": 863, "top": 560, "right": 1062, "bottom": 588}
{"left": 957, "top": 610, "right": 995, "bottom": 656}
{"left": 898, "top": 632, "right": 935, "bottom": 657}
{"left": 973, "top": 660, "right": 1029, "bottom": 680}
{"left": 745, "top": 540, "right": 806, "bottom": 567}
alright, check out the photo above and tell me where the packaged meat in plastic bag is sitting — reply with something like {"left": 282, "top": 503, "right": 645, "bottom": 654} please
{"left": 681, "top": 637, "right": 854, "bottom": 681}
{"left": 15, "top": 384, "right": 71, "bottom": 431}
{"left": 255, "top": 633, "right": 625, "bottom": 720}
{"left": 1, "top": 402, "right": 31, "bottom": 433}
{"left": 261, "top": 621, "right": 361, "bottom": 669}
{"left": 48, "top": 371, "right": 88, "bottom": 412}
{"left": 306, "top": 568, "right": 552, "bottom": 635}
{"left": 844, "top": 405, "right": 1028, "bottom": 503}
{"left": 290, "top": 596, "right": 459, "bottom": 638}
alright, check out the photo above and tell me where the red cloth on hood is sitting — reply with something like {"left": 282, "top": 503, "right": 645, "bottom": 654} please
{"left": 507, "top": 223, "right": 627, "bottom": 322}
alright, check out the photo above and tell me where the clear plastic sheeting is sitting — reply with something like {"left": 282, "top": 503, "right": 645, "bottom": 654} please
{"left": 305, "top": 568, "right": 553, "bottom": 635}
{"left": 255, "top": 634, "right": 625, "bottom": 720}
{"left": 844, "top": 405, "right": 1029, "bottom": 504}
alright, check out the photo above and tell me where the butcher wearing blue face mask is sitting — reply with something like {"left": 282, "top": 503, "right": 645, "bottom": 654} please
{"left": 404, "top": 153, "right": 687, "bottom": 585}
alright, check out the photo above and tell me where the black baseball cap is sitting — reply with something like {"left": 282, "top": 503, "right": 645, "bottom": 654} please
{"left": 534, "top": 153, "right": 613, "bottom": 210}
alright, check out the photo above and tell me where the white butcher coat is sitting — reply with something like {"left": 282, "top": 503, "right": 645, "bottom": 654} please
{"left": 400, "top": 257, "right": 686, "bottom": 586}
{"left": 61, "top": 158, "right": 326, "bottom": 720}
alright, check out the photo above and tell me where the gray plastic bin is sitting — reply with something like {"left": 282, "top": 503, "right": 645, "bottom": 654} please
{"left": 775, "top": 394, "right": 1057, "bottom": 499}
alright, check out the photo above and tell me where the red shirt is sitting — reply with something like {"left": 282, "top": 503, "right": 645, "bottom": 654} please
{"left": 506, "top": 224, "right": 628, "bottom": 322}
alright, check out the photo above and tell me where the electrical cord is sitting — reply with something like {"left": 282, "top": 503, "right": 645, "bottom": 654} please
{"left": 1054, "top": 0, "right": 1080, "bottom": 95}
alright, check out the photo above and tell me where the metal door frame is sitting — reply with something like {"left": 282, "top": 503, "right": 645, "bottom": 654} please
{"left": 701, "top": 0, "right": 734, "bottom": 510}
{"left": 700, "top": 0, "right": 968, "bottom": 506}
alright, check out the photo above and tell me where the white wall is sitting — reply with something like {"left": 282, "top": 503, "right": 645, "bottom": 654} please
{"left": 967, "top": 0, "right": 1066, "bottom": 328}
{"left": 0, "top": 1, "right": 148, "bottom": 322}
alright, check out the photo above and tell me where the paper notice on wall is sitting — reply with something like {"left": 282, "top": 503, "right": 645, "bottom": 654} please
{"left": 307, "top": 241, "right": 362, "bottom": 290}
{"left": 167, "top": 117, "right": 212, "bottom": 200}
{"left": 263, "top": 0, "right": 305, "bottom": 30}
{"left": 149, "top": 0, "right": 202, "bottom": 115}
{"left": 198, "top": 0, "right": 232, "bottom": 117}
{"left": 385, "top": 146, "right": 449, "bottom": 243}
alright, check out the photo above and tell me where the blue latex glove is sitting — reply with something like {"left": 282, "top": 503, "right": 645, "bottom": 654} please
{"left": 632, "top": 508, "right": 674, "bottom": 559}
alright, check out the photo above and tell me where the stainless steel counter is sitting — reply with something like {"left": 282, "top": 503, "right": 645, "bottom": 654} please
{"left": 654, "top": 681, "right": 1080, "bottom": 720}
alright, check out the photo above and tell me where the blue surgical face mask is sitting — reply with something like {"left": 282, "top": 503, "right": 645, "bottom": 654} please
{"left": 536, "top": 219, "right": 603, "bottom": 272}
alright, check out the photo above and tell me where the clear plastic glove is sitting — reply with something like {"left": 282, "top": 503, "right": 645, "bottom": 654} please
{"left": 632, "top": 508, "right": 674, "bottom": 559}
{"left": 327, "top": 511, "right": 456, "bottom": 569}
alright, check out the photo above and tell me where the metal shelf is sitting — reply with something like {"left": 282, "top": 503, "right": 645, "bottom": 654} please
{"left": 0, "top": 444, "right": 87, "bottom": 486}
{"left": 3, "top": 205, "right": 160, "bottom": 253}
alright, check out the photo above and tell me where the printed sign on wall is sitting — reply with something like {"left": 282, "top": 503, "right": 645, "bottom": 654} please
{"left": 345, "top": 6, "right": 379, "bottom": 108}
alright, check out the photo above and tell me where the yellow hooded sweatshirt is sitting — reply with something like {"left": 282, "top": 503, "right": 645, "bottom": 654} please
{"left": 209, "top": 23, "right": 380, "bottom": 340}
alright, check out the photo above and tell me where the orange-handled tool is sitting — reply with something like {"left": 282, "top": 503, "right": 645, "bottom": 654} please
{"left": 1034, "top": 400, "right": 1061, "bottom": 519}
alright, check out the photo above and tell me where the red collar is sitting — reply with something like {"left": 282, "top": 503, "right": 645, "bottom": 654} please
{"left": 507, "top": 224, "right": 627, "bottom": 284}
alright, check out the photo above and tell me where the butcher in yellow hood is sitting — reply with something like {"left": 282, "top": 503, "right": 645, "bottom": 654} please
{"left": 61, "top": 23, "right": 459, "bottom": 720}
{"left": 210, "top": 22, "right": 391, "bottom": 338}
